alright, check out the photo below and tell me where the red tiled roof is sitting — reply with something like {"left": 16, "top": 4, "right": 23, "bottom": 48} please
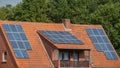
{"left": 0, "top": 20, "right": 120, "bottom": 68}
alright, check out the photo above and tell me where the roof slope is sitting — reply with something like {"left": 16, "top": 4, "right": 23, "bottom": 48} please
{"left": 0, "top": 20, "right": 120, "bottom": 68}
{"left": 71, "top": 25, "right": 120, "bottom": 67}
{"left": 0, "top": 21, "right": 65, "bottom": 68}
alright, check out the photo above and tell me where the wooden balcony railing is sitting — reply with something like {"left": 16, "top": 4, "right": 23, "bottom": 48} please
{"left": 53, "top": 60, "right": 90, "bottom": 68}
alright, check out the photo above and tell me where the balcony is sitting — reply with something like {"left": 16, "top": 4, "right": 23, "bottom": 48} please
{"left": 52, "top": 49, "right": 91, "bottom": 68}
{"left": 53, "top": 60, "right": 90, "bottom": 68}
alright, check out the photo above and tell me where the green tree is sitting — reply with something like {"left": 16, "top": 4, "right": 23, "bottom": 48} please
{"left": 0, "top": 4, "right": 12, "bottom": 20}
{"left": 10, "top": 0, "right": 51, "bottom": 22}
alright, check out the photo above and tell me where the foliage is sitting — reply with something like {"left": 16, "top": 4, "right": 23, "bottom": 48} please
{"left": 0, "top": 0, "right": 120, "bottom": 56}
{"left": 0, "top": 4, "right": 12, "bottom": 20}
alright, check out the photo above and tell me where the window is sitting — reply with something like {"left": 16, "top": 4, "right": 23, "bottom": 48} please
{"left": 63, "top": 52, "right": 69, "bottom": 60}
{"left": 73, "top": 52, "right": 79, "bottom": 61}
{"left": 59, "top": 51, "right": 69, "bottom": 60}
{"left": 2, "top": 51, "right": 7, "bottom": 62}
{"left": 59, "top": 51, "right": 62, "bottom": 60}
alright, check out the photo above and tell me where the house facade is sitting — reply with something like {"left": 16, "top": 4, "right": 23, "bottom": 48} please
{"left": 0, "top": 19, "right": 120, "bottom": 68}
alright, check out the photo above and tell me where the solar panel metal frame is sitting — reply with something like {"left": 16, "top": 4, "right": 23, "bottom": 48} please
{"left": 39, "top": 30, "right": 84, "bottom": 44}
{"left": 86, "top": 28, "right": 118, "bottom": 60}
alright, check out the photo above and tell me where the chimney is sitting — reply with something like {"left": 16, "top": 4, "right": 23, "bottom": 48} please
{"left": 62, "top": 19, "right": 71, "bottom": 29}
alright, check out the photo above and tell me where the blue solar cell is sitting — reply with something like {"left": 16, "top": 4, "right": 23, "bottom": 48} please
{"left": 64, "top": 39, "right": 71, "bottom": 43}
{"left": 24, "top": 42, "right": 32, "bottom": 50}
{"left": 102, "top": 36, "right": 109, "bottom": 43}
{"left": 100, "top": 44, "right": 108, "bottom": 51}
{"left": 16, "top": 25, "right": 24, "bottom": 32}
{"left": 59, "top": 31, "right": 66, "bottom": 35}
{"left": 66, "top": 36, "right": 74, "bottom": 39}
{"left": 62, "top": 31, "right": 71, "bottom": 35}
{"left": 58, "top": 35, "right": 63, "bottom": 38}
{"left": 48, "top": 31, "right": 54, "bottom": 34}
{"left": 46, "top": 35, "right": 53, "bottom": 39}
{"left": 104, "top": 51, "right": 113, "bottom": 60}
{"left": 86, "top": 28, "right": 94, "bottom": 35}
{"left": 21, "top": 50, "right": 29, "bottom": 58}
{"left": 2, "top": 24, "right": 11, "bottom": 32}
{"left": 96, "top": 36, "right": 104, "bottom": 43}
{"left": 40, "top": 30, "right": 46, "bottom": 35}
{"left": 6, "top": 33, "right": 14, "bottom": 40}
{"left": 72, "top": 40, "right": 82, "bottom": 44}
{"left": 53, "top": 31, "right": 59, "bottom": 35}
{"left": 98, "top": 29, "right": 105, "bottom": 35}
{"left": 53, "top": 35, "right": 60, "bottom": 38}
{"left": 106, "top": 44, "right": 114, "bottom": 50}
{"left": 39, "top": 30, "right": 83, "bottom": 44}
{"left": 9, "top": 24, "right": 17, "bottom": 32}
{"left": 58, "top": 39, "right": 65, "bottom": 43}
{"left": 70, "top": 35, "right": 77, "bottom": 39}
{"left": 17, "top": 41, "right": 25, "bottom": 49}
{"left": 10, "top": 41, "right": 18, "bottom": 49}
{"left": 13, "top": 33, "right": 21, "bottom": 40}
{"left": 94, "top": 44, "right": 102, "bottom": 51}
{"left": 111, "top": 52, "right": 118, "bottom": 60}
{"left": 90, "top": 36, "right": 98, "bottom": 43}
{"left": 14, "top": 50, "right": 23, "bottom": 58}
{"left": 20, "top": 33, "right": 28, "bottom": 40}
{"left": 93, "top": 29, "right": 99, "bottom": 35}
{"left": 52, "top": 39, "right": 60, "bottom": 43}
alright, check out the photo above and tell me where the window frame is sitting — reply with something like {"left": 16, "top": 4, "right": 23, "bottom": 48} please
{"left": 63, "top": 51, "right": 69, "bottom": 60}
{"left": 59, "top": 51, "right": 70, "bottom": 61}
{"left": 2, "top": 51, "right": 7, "bottom": 62}
{"left": 73, "top": 51, "right": 79, "bottom": 61}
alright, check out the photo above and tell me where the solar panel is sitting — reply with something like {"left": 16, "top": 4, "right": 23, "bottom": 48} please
{"left": 39, "top": 30, "right": 83, "bottom": 44}
{"left": 86, "top": 28, "right": 118, "bottom": 60}
{"left": 94, "top": 44, "right": 102, "bottom": 51}
{"left": 14, "top": 50, "right": 23, "bottom": 58}
{"left": 14, "top": 49, "right": 29, "bottom": 58}
{"left": 2, "top": 24, "right": 32, "bottom": 58}
{"left": 10, "top": 41, "right": 19, "bottom": 49}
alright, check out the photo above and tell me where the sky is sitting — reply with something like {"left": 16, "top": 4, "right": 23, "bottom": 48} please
{"left": 0, "top": 0, "right": 22, "bottom": 7}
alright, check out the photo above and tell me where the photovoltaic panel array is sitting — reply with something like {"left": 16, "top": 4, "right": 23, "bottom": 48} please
{"left": 2, "top": 24, "right": 32, "bottom": 58}
{"left": 86, "top": 28, "right": 118, "bottom": 60}
{"left": 39, "top": 30, "right": 83, "bottom": 44}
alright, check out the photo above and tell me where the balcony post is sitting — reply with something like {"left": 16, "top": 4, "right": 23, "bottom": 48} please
{"left": 58, "top": 60, "right": 60, "bottom": 68}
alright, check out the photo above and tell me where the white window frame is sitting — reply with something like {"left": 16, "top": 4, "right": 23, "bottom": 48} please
{"left": 2, "top": 51, "right": 7, "bottom": 62}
